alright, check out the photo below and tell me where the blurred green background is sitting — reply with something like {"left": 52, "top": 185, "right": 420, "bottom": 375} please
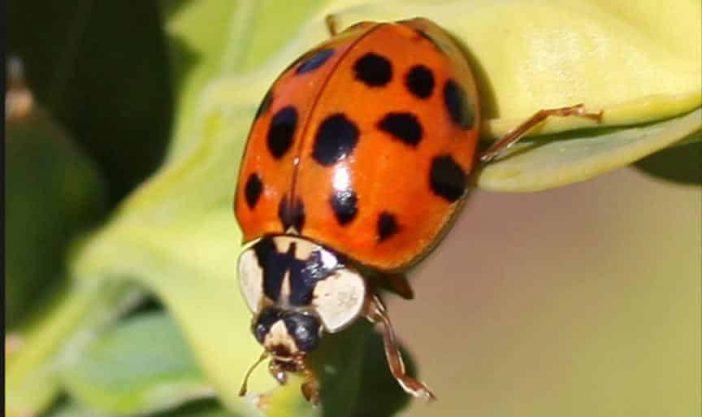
{"left": 5, "top": 1, "right": 701, "bottom": 417}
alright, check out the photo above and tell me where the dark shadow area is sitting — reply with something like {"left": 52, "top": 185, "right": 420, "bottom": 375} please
{"left": 5, "top": 112, "right": 107, "bottom": 328}
{"left": 349, "top": 327, "right": 416, "bottom": 417}
{"left": 152, "top": 399, "right": 238, "bottom": 417}
{"left": 8, "top": 0, "right": 173, "bottom": 205}
{"left": 311, "top": 320, "right": 412, "bottom": 417}
{"left": 635, "top": 134, "right": 702, "bottom": 185}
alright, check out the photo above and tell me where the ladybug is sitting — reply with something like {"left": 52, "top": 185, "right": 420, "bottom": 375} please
{"left": 234, "top": 17, "right": 601, "bottom": 403}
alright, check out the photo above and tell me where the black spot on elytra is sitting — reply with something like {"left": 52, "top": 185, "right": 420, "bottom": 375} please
{"left": 443, "top": 79, "right": 474, "bottom": 129}
{"left": 255, "top": 89, "right": 273, "bottom": 119}
{"left": 267, "top": 106, "right": 298, "bottom": 159}
{"left": 278, "top": 196, "right": 305, "bottom": 232}
{"left": 429, "top": 155, "right": 466, "bottom": 202}
{"left": 377, "top": 112, "right": 423, "bottom": 146}
{"left": 353, "top": 53, "right": 392, "bottom": 87}
{"left": 296, "top": 48, "right": 334, "bottom": 74}
{"left": 377, "top": 212, "right": 399, "bottom": 242}
{"left": 330, "top": 189, "right": 358, "bottom": 225}
{"left": 312, "top": 113, "right": 360, "bottom": 166}
{"left": 405, "top": 65, "right": 434, "bottom": 99}
{"left": 244, "top": 173, "right": 263, "bottom": 209}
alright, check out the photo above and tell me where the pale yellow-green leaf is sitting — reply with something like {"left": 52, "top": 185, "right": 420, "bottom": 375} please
{"left": 59, "top": 313, "right": 214, "bottom": 416}
{"left": 5, "top": 282, "right": 143, "bottom": 417}
{"left": 162, "top": 0, "right": 243, "bottom": 160}
{"left": 70, "top": 98, "right": 266, "bottom": 414}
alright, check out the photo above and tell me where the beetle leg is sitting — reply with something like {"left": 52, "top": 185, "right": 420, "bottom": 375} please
{"left": 325, "top": 15, "right": 338, "bottom": 37}
{"left": 369, "top": 272, "right": 414, "bottom": 300}
{"left": 297, "top": 356, "right": 321, "bottom": 404}
{"left": 365, "top": 294, "right": 436, "bottom": 400}
{"left": 268, "top": 360, "right": 288, "bottom": 385}
{"left": 479, "top": 104, "right": 603, "bottom": 163}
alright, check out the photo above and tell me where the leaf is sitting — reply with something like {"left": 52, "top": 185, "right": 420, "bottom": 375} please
{"left": 46, "top": 401, "right": 105, "bottom": 417}
{"left": 5, "top": 282, "right": 144, "bottom": 417}
{"left": 59, "top": 312, "right": 214, "bottom": 416}
{"left": 634, "top": 133, "right": 702, "bottom": 185}
{"left": 8, "top": 0, "right": 173, "bottom": 203}
{"left": 5, "top": 104, "right": 107, "bottom": 327}
{"left": 476, "top": 108, "right": 702, "bottom": 191}
{"left": 4, "top": 87, "right": 108, "bottom": 417}
{"left": 48, "top": 399, "right": 245, "bottom": 417}
{"left": 261, "top": 322, "right": 411, "bottom": 417}
{"left": 160, "top": 0, "right": 242, "bottom": 161}
{"left": 153, "top": 400, "right": 249, "bottom": 417}
{"left": 316, "top": 323, "right": 412, "bottom": 417}
{"left": 343, "top": 330, "right": 413, "bottom": 417}
{"left": 67, "top": 96, "right": 272, "bottom": 415}
{"left": 162, "top": 0, "right": 329, "bottom": 161}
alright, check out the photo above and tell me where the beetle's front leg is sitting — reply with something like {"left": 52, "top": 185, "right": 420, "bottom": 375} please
{"left": 365, "top": 294, "right": 436, "bottom": 400}
{"left": 268, "top": 360, "right": 288, "bottom": 386}
{"left": 296, "top": 355, "right": 320, "bottom": 404}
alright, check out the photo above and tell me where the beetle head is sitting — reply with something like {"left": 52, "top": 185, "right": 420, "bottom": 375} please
{"left": 253, "top": 306, "right": 322, "bottom": 360}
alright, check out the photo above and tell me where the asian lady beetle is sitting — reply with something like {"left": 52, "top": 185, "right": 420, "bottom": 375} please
{"left": 234, "top": 17, "right": 601, "bottom": 403}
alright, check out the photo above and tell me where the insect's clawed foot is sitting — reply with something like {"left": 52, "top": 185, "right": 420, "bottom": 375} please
{"left": 569, "top": 103, "right": 604, "bottom": 122}
{"left": 301, "top": 378, "right": 320, "bottom": 405}
{"left": 397, "top": 375, "right": 436, "bottom": 401}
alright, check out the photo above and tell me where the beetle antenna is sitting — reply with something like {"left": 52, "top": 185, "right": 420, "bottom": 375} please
{"left": 239, "top": 351, "right": 268, "bottom": 396}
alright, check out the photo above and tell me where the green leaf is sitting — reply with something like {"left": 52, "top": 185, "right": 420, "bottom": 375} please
{"left": 8, "top": 0, "right": 172, "bottom": 203}
{"left": 160, "top": 0, "right": 242, "bottom": 161}
{"left": 48, "top": 399, "right": 245, "bottom": 417}
{"left": 635, "top": 133, "right": 702, "bottom": 185}
{"left": 153, "top": 400, "right": 249, "bottom": 417}
{"left": 46, "top": 401, "right": 105, "bottom": 417}
{"left": 5, "top": 105, "right": 107, "bottom": 327}
{"left": 344, "top": 330, "right": 413, "bottom": 417}
{"left": 5, "top": 282, "right": 143, "bottom": 417}
{"left": 68, "top": 96, "right": 261, "bottom": 414}
{"left": 316, "top": 323, "right": 412, "bottom": 417}
{"left": 260, "top": 322, "right": 411, "bottom": 417}
{"left": 59, "top": 312, "right": 213, "bottom": 416}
